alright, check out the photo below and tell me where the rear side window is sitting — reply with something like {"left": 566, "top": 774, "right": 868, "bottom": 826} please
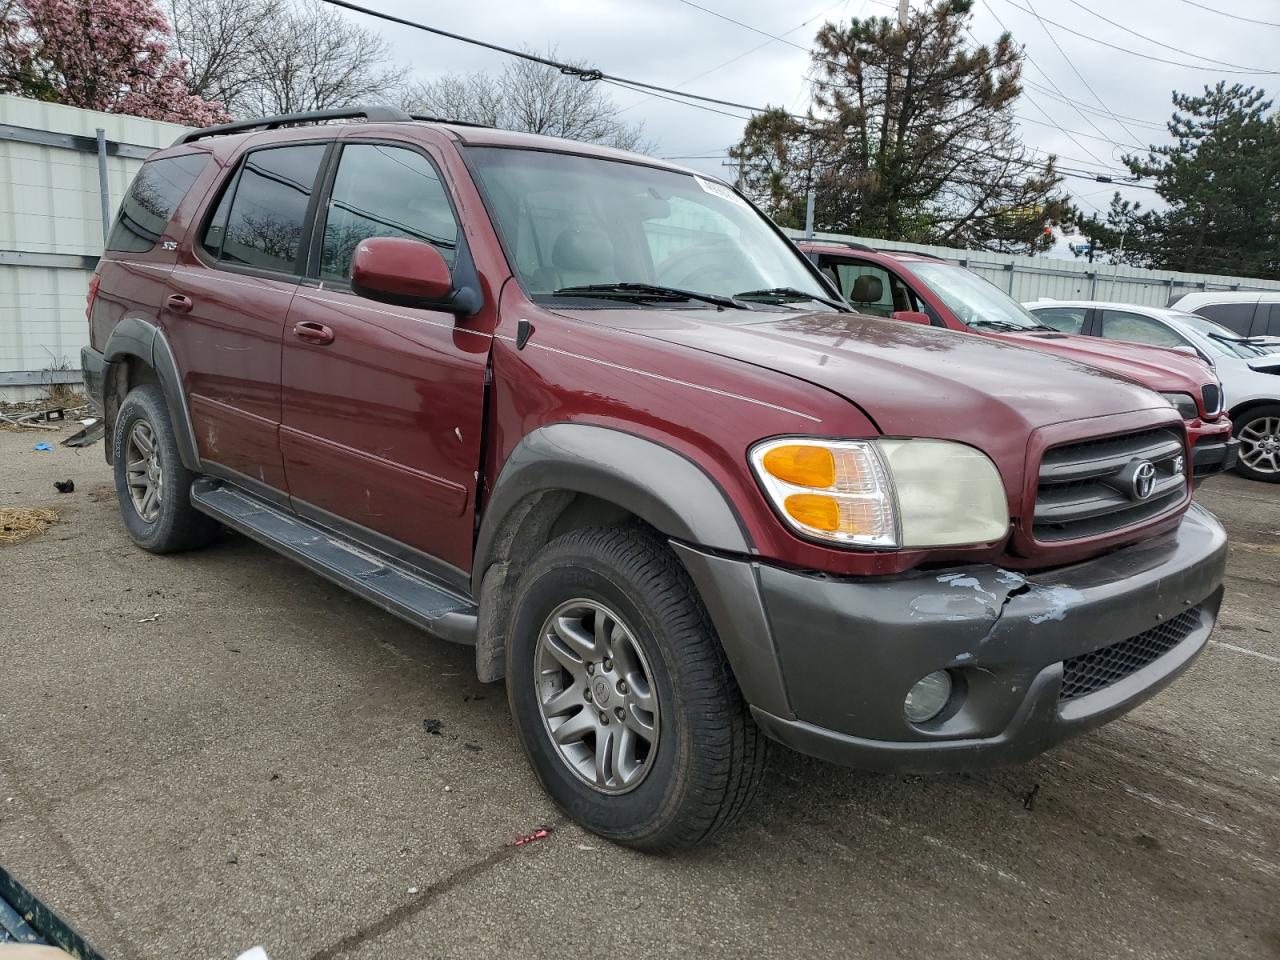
{"left": 107, "top": 154, "right": 209, "bottom": 252}
{"left": 202, "top": 144, "right": 326, "bottom": 274}
{"left": 1033, "top": 306, "right": 1087, "bottom": 334}
{"left": 1099, "top": 309, "right": 1186, "bottom": 348}
{"left": 1262, "top": 303, "right": 1280, "bottom": 337}
{"left": 319, "top": 143, "right": 458, "bottom": 282}
{"left": 1195, "top": 301, "right": 1255, "bottom": 335}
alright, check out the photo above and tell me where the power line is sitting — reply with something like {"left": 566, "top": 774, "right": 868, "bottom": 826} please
{"left": 1021, "top": 78, "right": 1165, "bottom": 130}
{"left": 1022, "top": 0, "right": 1147, "bottom": 147}
{"left": 1064, "top": 0, "right": 1276, "bottom": 73}
{"left": 1171, "top": 0, "right": 1280, "bottom": 29}
{"left": 991, "top": 0, "right": 1280, "bottom": 74}
{"left": 320, "top": 0, "right": 784, "bottom": 119}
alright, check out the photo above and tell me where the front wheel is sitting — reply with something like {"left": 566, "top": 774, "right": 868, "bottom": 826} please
{"left": 1233, "top": 404, "right": 1280, "bottom": 483}
{"left": 506, "top": 525, "right": 766, "bottom": 852}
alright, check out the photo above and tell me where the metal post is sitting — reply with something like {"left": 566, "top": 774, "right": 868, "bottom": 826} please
{"left": 804, "top": 188, "right": 816, "bottom": 238}
{"left": 95, "top": 128, "right": 111, "bottom": 245}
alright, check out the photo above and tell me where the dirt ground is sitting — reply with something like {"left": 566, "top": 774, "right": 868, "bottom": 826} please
{"left": 2, "top": 422, "right": 1277, "bottom": 960}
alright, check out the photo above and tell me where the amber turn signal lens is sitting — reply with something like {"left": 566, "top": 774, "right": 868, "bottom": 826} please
{"left": 762, "top": 444, "right": 836, "bottom": 488}
{"left": 783, "top": 493, "right": 840, "bottom": 531}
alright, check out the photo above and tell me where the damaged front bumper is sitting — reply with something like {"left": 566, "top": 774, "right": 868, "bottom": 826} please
{"left": 680, "top": 503, "right": 1227, "bottom": 774}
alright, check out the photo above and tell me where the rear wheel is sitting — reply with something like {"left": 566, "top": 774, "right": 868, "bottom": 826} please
{"left": 1233, "top": 404, "right": 1280, "bottom": 483}
{"left": 112, "top": 384, "right": 220, "bottom": 552}
{"left": 506, "top": 525, "right": 766, "bottom": 852}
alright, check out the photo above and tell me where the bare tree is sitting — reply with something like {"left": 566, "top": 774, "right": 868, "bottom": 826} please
{"left": 169, "top": 0, "right": 406, "bottom": 117}
{"left": 403, "top": 51, "right": 651, "bottom": 152}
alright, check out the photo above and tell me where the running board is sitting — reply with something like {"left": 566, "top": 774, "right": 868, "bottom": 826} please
{"left": 190, "top": 478, "right": 477, "bottom": 645}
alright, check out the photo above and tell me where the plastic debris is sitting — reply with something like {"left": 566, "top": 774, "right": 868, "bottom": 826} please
{"left": 1023, "top": 783, "right": 1040, "bottom": 811}
{"left": 423, "top": 718, "right": 443, "bottom": 736}
{"left": 235, "top": 949, "right": 270, "bottom": 960}
{"left": 137, "top": 614, "right": 160, "bottom": 624}
{"left": 54, "top": 480, "right": 74, "bottom": 494}
{"left": 513, "top": 826, "right": 553, "bottom": 847}
{"left": 33, "top": 442, "right": 53, "bottom": 452}
{"left": 407, "top": 886, "right": 419, "bottom": 895}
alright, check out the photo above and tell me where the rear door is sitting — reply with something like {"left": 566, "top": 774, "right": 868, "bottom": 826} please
{"left": 279, "top": 137, "right": 490, "bottom": 576}
{"left": 168, "top": 141, "right": 330, "bottom": 494}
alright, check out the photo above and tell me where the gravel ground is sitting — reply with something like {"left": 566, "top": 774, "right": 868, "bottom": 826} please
{"left": 1, "top": 422, "right": 1277, "bottom": 960}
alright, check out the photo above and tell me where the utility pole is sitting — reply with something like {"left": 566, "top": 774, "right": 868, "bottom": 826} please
{"left": 898, "top": 0, "right": 909, "bottom": 25}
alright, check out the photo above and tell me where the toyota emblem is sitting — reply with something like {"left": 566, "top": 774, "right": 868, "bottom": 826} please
{"left": 1131, "top": 460, "right": 1156, "bottom": 500}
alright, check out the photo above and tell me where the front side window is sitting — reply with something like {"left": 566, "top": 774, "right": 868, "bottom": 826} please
{"left": 1099, "top": 309, "right": 1187, "bottom": 348}
{"left": 204, "top": 144, "right": 326, "bottom": 274}
{"left": 1031, "top": 306, "right": 1087, "bottom": 334}
{"left": 320, "top": 144, "right": 459, "bottom": 282}
{"left": 822, "top": 259, "right": 916, "bottom": 317}
{"left": 465, "top": 147, "right": 834, "bottom": 310}
{"left": 907, "top": 261, "right": 1046, "bottom": 331}
{"left": 107, "top": 154, "right": 208, "bottom": 252}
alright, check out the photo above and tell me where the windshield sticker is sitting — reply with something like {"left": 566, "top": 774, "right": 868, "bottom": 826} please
{"left": 695, "top": 176, "right": 750, "bottom": 208}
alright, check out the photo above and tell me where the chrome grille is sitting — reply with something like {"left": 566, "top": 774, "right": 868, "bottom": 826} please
{"left": 1202, "top": 383, "right": 1222, "bottom": 417}
{"left": 1034, "top": 427, "right": 1187, "bottom": 542}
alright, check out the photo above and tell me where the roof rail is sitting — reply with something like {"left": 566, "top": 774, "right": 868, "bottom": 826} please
{"left": 174, "top": 105, "right": 413, "bottom": 145}
{"left": 810, "top": 239, "right": 876, "bottom": 252}
{"left": 407, "top": 113, "right": 493, "bottom": 129}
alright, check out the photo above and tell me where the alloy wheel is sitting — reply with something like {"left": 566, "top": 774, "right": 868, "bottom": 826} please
{"left": 1238, "top": 416, "right": 1280, "bottom": 475}
{"left": 534, "top": 599, "right": 661, "bottom": 793}
{"left": 125, "top": 420, "right": 164, "bottom": 522}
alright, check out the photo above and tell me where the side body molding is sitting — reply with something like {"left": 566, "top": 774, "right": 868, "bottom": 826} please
{"left": 474, "top": 424, "right": 752, "bottom": 591}
{"left": 103, "top": 317, "right": 200, "bottom": 470}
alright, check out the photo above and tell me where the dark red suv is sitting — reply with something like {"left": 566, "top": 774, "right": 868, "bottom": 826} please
{"left": 795, "top": 241, "right": 1238, "bottom": 480}
{"left": 82, "top": 107, "right": 1227, "bottom": 851}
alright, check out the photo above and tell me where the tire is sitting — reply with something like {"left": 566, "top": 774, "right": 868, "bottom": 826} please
{"left": 506, "top": 525, "right": 767, "bottom": 852}
{"left": 112, "top": 384, "right": 220, "bottom": 552}
{"left": 1232, "top": 404, "right": 1280, "bottom": 483}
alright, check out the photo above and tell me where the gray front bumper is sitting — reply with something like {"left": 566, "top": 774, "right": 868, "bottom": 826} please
{"left": 676, "top": 503, "right": 1227, "bottom": 773}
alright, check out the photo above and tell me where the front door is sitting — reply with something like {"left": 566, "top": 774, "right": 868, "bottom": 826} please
{"left": 280, "top": 140, "right": 491, "bottom": 576}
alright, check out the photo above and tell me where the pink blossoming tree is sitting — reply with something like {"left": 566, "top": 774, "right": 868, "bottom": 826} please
{"left": 1, "top": 0, "right": 230, "bottom": 125}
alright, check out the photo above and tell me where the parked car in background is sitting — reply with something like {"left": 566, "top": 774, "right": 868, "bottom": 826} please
{"left": 1168, "top": 290, "right": 1280, "bottom": 338}
{"left": 794, "top": 241, "right": 1236, "bottom": 481}
{"left": 1027, "top": 300, "right": 1280, "bottom": 483}
{"left": 81, "top": 109, "right": 1228, "bottom": 850}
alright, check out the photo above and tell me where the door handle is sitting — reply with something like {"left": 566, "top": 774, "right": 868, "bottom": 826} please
{"left": 165, "top": 294, "right": 193, "bottom": 313}
{"left": 293, "top": 320, "right": 335, "bottom": 345}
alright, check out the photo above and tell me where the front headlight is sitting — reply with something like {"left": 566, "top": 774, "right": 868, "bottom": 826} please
{"left": 750, "top": 437, "right": 1008, "bottom": 549}
{"left": 1160, "top": 392, "right": 1198, "bottom": 420}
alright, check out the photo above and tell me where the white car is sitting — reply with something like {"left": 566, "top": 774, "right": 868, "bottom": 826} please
{"left": 1026, "top": 299, "right": 1280, "bottom": 483}
{"left": 1168, "top": 290, "right": 1280, "bottom": 339}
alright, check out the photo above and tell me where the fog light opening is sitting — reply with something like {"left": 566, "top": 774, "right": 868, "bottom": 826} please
{"left": 904, "top": 670, "right": 953, "bottom": 723}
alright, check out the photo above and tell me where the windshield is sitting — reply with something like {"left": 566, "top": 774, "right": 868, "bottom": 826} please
{"left": 1172, "top": 312, "right": 1280, "bottom": 359}
{"left": 909, "top": 261, "right": 1048, "bottom": 330}
{"left": 465, "top": 147, "right": 835, "bottom": 309}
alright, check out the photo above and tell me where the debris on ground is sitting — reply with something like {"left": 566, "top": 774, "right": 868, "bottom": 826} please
{"left": 463, "top": 742, "right": 482, "bottom": 753}
{"left": 137, "top": 615, "right": 160, "bottom": 624}
{"left": 62, "top": 420, "right": 104, "bottom": 448}
{"left": 33, "top": 442, "right": 53, "bottom": 452}
{"left": 423, "top": 718, "right": 444, "bottom": 736}
{"left": 513, "top": 826, "right": 553, "bottom": 846}
{"left": 1023, "top": 783, "right": 1040, "bottom": 811}
{"left": 0, "top": 508, "right": 58, "bottom": 546}
{"left": 53, "top": 480, "right": 74, "bottom": 494}
{"left": 235, "top": 948, "right": 270, "bottom": 960}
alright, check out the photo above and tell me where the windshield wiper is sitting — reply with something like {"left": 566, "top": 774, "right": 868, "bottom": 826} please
{"left": 734, "top": 287, "right": 850, "bottom": 312}
{"left": 1209, "top": 331, "right": 1280, "bottom": 345}
{"left": 969, "top": 318, "right": 1036, "bottom": 332}
{"left": 551, "top": 283, "right": 748, "bottom": 310}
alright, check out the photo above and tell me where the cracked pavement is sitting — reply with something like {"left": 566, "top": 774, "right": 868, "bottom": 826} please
{"left": 2, "top": 423, "right": 1278, "bottom": 959}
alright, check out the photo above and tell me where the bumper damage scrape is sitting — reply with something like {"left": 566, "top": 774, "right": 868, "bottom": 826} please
{"left": 740, "top": 503, "right": 1228, "bottom": 773}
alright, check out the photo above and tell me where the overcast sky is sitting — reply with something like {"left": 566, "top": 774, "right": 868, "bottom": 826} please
{"left": 343, "top": 0, "right": 1279, "bottom": 237}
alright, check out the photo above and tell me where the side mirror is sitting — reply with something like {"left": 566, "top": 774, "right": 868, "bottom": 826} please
{"left": 890, "top": 310, "right": 932, "bottom": 326}
{"left": 351, "top": 236, "right": 456, "bottom": 308}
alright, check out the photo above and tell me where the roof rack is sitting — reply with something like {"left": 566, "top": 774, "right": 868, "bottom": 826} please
{"left": 809, "top": 239, "right": 876, "bottom": 252}
{"left": 174, "top": 105, "right": 415, "bottom": 145}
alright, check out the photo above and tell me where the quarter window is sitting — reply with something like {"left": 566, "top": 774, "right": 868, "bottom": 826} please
{"left": 204, "top": 144, "right": 326, "bottom": 274}
{"left": 1098, "top": 310, "right": 1186, "bottom": 348}
{"left": 319, "top": 144, "right": 458, "bottom": 282}
{"left": 107, "top": 154, "right": 208, "bottom": 252}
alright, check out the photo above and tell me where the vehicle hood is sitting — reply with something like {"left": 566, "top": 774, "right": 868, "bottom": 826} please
{"left": 986, "top": 330, "right": 1215, "bottom": 392}
{"left": 557, "top": 307, "right": 1170, "bottom": 441}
